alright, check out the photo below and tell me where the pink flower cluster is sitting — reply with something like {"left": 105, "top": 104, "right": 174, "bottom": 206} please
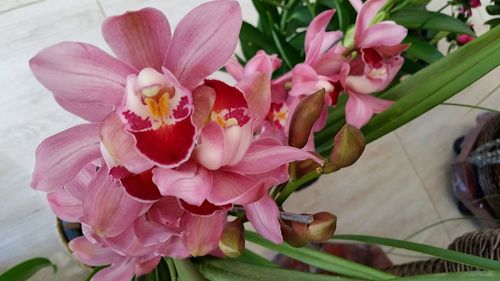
{"left": 29, "top": 0, "right": 406, "bottom": 280}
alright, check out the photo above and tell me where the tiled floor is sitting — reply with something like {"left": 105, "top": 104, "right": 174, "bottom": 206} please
{"left": 0, "top": 0, "right": 498, "bottom": 280}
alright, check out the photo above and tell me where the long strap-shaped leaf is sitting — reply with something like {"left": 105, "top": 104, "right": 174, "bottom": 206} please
{"left": 0, "top": 258, "right": 57, "bottom": 281}
{"left": 363, "top": 25, "right": 500, "bottom": 142}
{"left": 333, "top": 234, "right": 500, "bottom": 271}
{"left": 395, "top": 271, "right": 500, "bottom": 281}
{"left": 198, "top": 258, "right": 363, "bottom": 281}
{"left": 245, "top": 231, "right": 395, "bottom": 280}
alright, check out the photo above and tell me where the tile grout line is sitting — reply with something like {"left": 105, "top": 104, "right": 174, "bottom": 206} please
{"left": 0, "top": 0, "right": 45, "bottom": 15}
{"left": 95, "top": 0, "right": 106, "bottom": 18}
{"left": 393, "top": 132, "right": 454, "bottom": 242}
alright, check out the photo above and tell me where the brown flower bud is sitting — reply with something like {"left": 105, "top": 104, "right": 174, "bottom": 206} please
{"left": 288, "top": 89, "right": 326, "bottom": 148}
{"left": 218, "top": 219, "right": 244, "bottom": 257}
{"left": 293, "top": 153, "right": 324, "bottom": 179}
{"left": 280, "top": 220, "right": 308, "bottom": 247}
{"left": 291, "top": 212, "right": 337, "bottom": 242}
{"left": 324, "top": 124, "right": 365, "bottom": 173}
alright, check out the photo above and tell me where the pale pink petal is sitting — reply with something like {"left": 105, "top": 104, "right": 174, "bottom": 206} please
{"left": 100, "top": 113, "right": 154, "bottom": 173}
{"left": 192, "top": 85, "right": 216, "bottom": 130}
{"left": 148, "top": 197, "right": 184, "bottom": 227}
{"left": 345, "top": 92, "right": 392, "bottom": 128}
{"left": 134, "top": 216, "right": 178, "bottom": 247}
{"left": 354, "top": 0, "right": 387, "bottom": 47}
{"left": 68, "top": 237, "right": 122, "bottom": 266}
{"left": 164, "top": 1, "right": 242, "bottom": 90}
{"left": 103, "top": 227, "right": 157, "bottom": 257}
{"left": 349, "top": 0, "right": 363, "bottom": 12}
{"left": 102, "top": 8, "right": 171, "bottom": 71}
{"left": 82, "top": 167, "right": 146, "bottom": 237}
{"left": 91, "top": 260, "right": 135, "bottom": 281}
{"left": 54, "top": 97, "right": 114, "bottom": 122}
{"left": 158, "top": 236, "right": 191, "bottom": 259}
{"left": 227, "top": 137, "right": 323, "bottom": 175}
{"left": 346, "top": 74, "right": 382, "bottom": 94}
{"left": 245, "top": 194, "right": 283, "bottom": 244}
{"left": 32, "top": 124, "right": 101, "bottom": 192}
{"left": 64, "top": 165, "right": 95, "bottom": 201}
{"left": 135, "top": 257, "right": 161, "bottom": 277}
{"left": 359, "top": 22, "right": 407, "bottom": 48}
{"left": 207, "top": 171, "right": 263, "bottom": 205}
{"left": 223, "top": 122, "right": 253, "bottom": 166}
{"left": 225, "top": 57, "right": 244, "bottom": 81}
{"left": 194, "top": 122, "right": 226, "bottom": 170}
{"left": 153, "top": 163, "right": 213, "bottom": 206}
{"left": 305, "top": 10, "right": 335, "bottom": 54}
{"left": 47, "top": 187, "right": 83, "bottom": 222}
{"left": 30, "top": 42, "right": 134, "bottom": 121}
{"left": 237, "top": 73, "right": 271, "bottom": 130}
{"left": 289, "top": 64, "right": 321, "bottom": 97}
{"left": 181, "top": 211, "right": 227, "bottom": 256}
{"left": 243, "top": 51, "right": 281, "bottom": 79}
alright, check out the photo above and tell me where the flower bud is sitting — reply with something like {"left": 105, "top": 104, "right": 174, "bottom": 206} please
{"left": 324, "top": 124, "right": 365, "bottom": 173}
{"left": 293, "top": 157, "right": 322, "bottom": 179}
{"left": 291, "top": 212, "right": 337, "bottom": 242}
{"left": 218, "top": 218, "right": 244, "bottom": 257}
{"left": 288, "top": 89, "right": 325, "bottom": 148}
{"left": 280, "top": 220, "right": 308, "bottom": 247}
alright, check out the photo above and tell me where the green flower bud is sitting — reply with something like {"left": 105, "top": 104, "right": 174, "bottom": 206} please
{"left": 324, "top": 124, "right": 365, "bottom": 173}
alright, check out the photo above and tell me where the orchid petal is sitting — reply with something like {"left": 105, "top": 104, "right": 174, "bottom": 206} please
{"left": 349, "top": 0, "right": 363, "bottom": 12}
{"left": 227, "top": 137, "right": 323, "bottom": 175}
{"left": 243, "top": 51, "right": 281, "bottom": 79}
{"left": 91, "top": 261, "right": 135, "bottom": 281}
{"left": 158, "top": 236, "right": 191, "bottom": 259}
{"left": 181, "top": 211, "right": 227, "bottom": 257}
{"left": 153, "top": 163, "right": 213, "bottom": 206}
{"left": 164, "top": 1, "right": 242, "bottom": 90}
{"left": 30, "top": 42, "right": 134, "bottom": 121}
{"left": 132, "top": 117, "right": 196, "bottom": 168}
{"left": 102, "top": 8, "right": 171, "bottom": 71}
{"left": 82, "top": 167, "right": 146, "bottom": 237}
{"left": 100, "top": 113, "right": 154, "bottom": 174}
{"left": 236, "top": 73, "right": 271, "bottom": 130}
{"left": 305, "top": 10, "right": 335, "bottom": 54}
{"left": 195, "top": 122, "right": 225, "bottom": 170}
{"left": 225, "top": 57, "right": 244, "bottom": 81}
{"left": 207, "top": 170, "right": 263, "bottom": 205}
{"left": 359, "top": 22, "right": 407, "bottom": 48}
{"left": 192, "top": 85, "right": 216, "bottom": 130}
{"left": 354, "top": 0, "right": 387, "bottom": 47}
{"left": 135, "top": 257, "right": 161, "bottom": 277}
{"left": 121, "top": 169, "right": 162, "bottom": 202}
{"left": 245, "top": 194, "right": 283, "bottom": 244}
{"left": 47, "top": 187, "right": 83, "bottom": 222}
{"left": 68, "top": 237, "right": 121, "bottom": 266}
{"left": 148, "top": 197, "right": 184, "bottom": 227}
{"left": 345, "top": 92, "right": 393, "bottom": 128}
{"left": 223, "top": 122, "right": 253, "bottom": 166}
{"left": 289, "top": 64, "right": 321, "bottom": 97}
{"left": 134, "top": 215, "right": 178, "bottom": 247}
{"left": 32, "top": 124, "right": 101, "bottom": 192}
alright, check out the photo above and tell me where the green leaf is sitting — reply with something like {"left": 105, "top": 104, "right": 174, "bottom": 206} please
{"left": 156, "top": 259, "right": 172, "bottom": 281}
{"left": 404, "top": 35, "right": 444, "bottom": 64}
{"left": 245, "top": 231, "right": 395, "bottom": 280}
{"left": 485, "top": 18, "right": 500, "bottom": 28}
{"left": 0, "top": 258, "right": 57, "bottom": 281}
{"left": 198, "top": 258, "right": 362, "bottom": 281}
{"left": 390, "top": 8, "right": 475, "bottom": 36}
{"left": 137, "top": 270, "right": 158, "bottom": 281}
{"left": 270, "top": 28, "right": 302, "bottom": 69}
{"left": 233, "top": 249, "right": 277, "bottom": 267}
{"left": 320, "top": 0, "right": 357, "bottom": 32}
{"left": 362, "top": 25, "right": 500, "bottom": 143}
{"left": 395, "top": 271, "right": 500, "bottom": 280}
{"left": 333, "top": 234, "right": 500, "bottom": 271}
{"left": 173, "top": 259, "right": 207, "bottom": 281}
{"left": 239, "top": 22, "right": 277, "bottom": 60}
{"left": 252, "top": 0, "right": 280, "bottom": 36}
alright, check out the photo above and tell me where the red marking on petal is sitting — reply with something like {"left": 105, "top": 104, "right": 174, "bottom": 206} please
{"left": 361, "top": 48, "right": 383, "bottom": 69}
{"left": 121, "top": 169, "right": 162, "bottom": 201}
{"left": 109, "top": 166, "right": 132, "bottom": 179}
{"left": 329, "top": 81, "right": 343, "bottom": 106}
{"left": 123, "top": 110, "right": 152, "bottom": 131}
{"left": 204, "top": 79, "right": 247, "bottom": 111}
{"left": 180, "top": 200, "right": 230, "bottom": 216}
{"left": 133, "top": 117, "right": 195, "bottom": 167}
{"left": 173, "top": 96, "right": 190, "bottom": 119}
{"left": 225, "top": 108, "right": 250, "bottom": 126}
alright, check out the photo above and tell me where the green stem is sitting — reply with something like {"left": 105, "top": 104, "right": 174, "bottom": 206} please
{"left": 275, "top": 170, "right": 322, "bottom": 206}
{"left": 441, "top": 102, "right": 500, "bottom": 114}
{"left": 165, "top": 258, "right": 177, "bottom": 281}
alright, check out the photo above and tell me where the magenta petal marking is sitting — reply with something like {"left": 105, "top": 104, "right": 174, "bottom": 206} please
{"left": 121, "top": 169, "right": 162, "bottom": 202}
{"left": 102, "top": 8, "right": 172, "bottom": 71}
{"left": 32, "top": 123, "right": 101, "bottom": 192}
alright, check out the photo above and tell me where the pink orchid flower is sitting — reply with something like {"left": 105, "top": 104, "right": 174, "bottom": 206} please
{"left": 341, "top": 0, "right": 408, "bottom": 128}
{"left": 31, "top": 1, "right": 243, "bottom": 194}
{"left": 152, "top": 79, "right": 323, "bottom": 246}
